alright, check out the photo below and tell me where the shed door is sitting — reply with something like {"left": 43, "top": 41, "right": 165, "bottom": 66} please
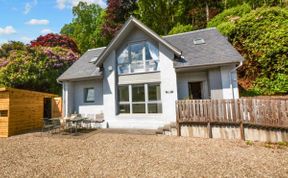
{"left": 44, "top": 98, "right": 52, "bottom": 118}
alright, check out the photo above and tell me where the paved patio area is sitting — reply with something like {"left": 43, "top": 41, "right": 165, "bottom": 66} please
{"left": 0, "top": 130, "right": 287, "bottom": 177}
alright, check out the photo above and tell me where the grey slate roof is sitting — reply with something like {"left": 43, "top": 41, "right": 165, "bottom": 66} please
{"left": 57, "top": 47, "right": 105, "bottom": 81}
{"left": 163, "top": 28, "right": 243, "bottom": 68}
{"left": 58, "top": 28, "right": 243, "bottom": 81}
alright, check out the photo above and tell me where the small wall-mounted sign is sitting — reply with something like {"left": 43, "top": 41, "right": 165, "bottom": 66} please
{"left": 165, "top": 90, "right": 174, "bottom": 94}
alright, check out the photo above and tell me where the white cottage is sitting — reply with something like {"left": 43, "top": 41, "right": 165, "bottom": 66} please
{"left": 57, "top": 17, "right": 244, "bottom": 129}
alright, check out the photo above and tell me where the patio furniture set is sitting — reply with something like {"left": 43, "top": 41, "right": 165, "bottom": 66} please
{"left": 41, "top": 113, "right": 104, "bottom": 135}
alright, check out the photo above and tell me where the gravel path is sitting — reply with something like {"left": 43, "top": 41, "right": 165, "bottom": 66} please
{"left": 0, "top": 131, "right": 287, "bottom": 178}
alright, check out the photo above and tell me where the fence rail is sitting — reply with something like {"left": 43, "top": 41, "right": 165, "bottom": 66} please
{"left": 176, "top": 99, "right": 288, "bottom": 137}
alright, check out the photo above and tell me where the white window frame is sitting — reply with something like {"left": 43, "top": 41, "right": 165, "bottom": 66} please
{"left": 118, "top": 83, "right": 162, "bottom": 114}
{"left": 83, "top": 87, "right": 95, "bottom": 103}
{"left": 117, "top": 41, "right": 159, "bottom": 75}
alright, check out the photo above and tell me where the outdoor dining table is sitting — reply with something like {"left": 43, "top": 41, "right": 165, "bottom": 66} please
{"left": 66, "top": 117, "right": 85, "bottom": 135}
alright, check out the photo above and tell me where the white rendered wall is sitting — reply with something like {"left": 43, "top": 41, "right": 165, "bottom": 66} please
{"left": 73, "top": 80, "right": 103, "bottom": 116}
{"left": 177, "top": 71, "right": 209, "bottom": 100}
{"left": 220, "top": 64, "right": 239, "bottom": 99}
{"left": 103, "top": 50, "right": 117, "bottom": 122}
{"left": 159, "top": 44, "right": 178, "bottom": 123}
{"left": 62, "top": 81, "right": 74, "bottom": 116}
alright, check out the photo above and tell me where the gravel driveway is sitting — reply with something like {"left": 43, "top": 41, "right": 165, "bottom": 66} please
{"left": 0, "top": 130, "right": 287, "bottom": 178}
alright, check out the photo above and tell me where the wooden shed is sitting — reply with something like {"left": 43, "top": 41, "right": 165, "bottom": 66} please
{"left": 0, "top": 88, "right": 62, "bottom": 137}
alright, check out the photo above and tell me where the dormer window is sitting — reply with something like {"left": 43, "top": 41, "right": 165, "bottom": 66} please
{"left": 117, "top": 41, "right": 159, "bottom": 74}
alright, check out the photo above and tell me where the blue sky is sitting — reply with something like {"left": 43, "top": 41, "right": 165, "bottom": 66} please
{"left": 0, "top": 0, "right": 106, "bottom": 44}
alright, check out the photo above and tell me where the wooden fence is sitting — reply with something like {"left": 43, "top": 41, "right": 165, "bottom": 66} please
{"left": 176, "top": 99, "right": 288, "bottom": 138}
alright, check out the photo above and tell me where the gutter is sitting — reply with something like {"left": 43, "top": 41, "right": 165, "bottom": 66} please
{"left": 229, "top": 61, "right": 243, "bottom": 99}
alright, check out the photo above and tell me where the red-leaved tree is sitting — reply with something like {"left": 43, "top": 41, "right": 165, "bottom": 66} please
{"left": 30, "top": 33, "right": 79, "bottom": 53}
{"left": 101, "top": 0, "right": 137, "bottom": 41}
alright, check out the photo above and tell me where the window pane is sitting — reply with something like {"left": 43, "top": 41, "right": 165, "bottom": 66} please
{"left": 118, "top": 64, "right": 129, "bottom": 74}
{"left": 145, "top": 42, "right": 158, "bottom": 61}
{"left": 84, "top": 88, "right": 95, "bottom": 103}
{"left": 132, "top": 104, "right": 145, "bottom": 113}
{"left": 119, "top": 104, "right": 130, "bottom": 113}
{"left": 119, "top": 86, "right": 129, "bottom": 102}
{"left": 148, "top": 84, "right": 161, "bottom": 101}
{"left": 117, "top": 47, "right": 129, "bottom": 64}
{"left": 130, "top": 43, "right": 143, "bottom": 62}
{"left": 132, "top": 85, "right": 145, "bottom": 102}
{"left": 148, "top": 103, "right": 162, "bottom": 113}
{"left": 131, "top": 61, "right": 144, "bottom": 73}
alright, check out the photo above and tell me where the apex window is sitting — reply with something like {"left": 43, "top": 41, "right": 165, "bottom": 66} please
{"left": 117, "top": 41, "right": 159, "bottom": 74}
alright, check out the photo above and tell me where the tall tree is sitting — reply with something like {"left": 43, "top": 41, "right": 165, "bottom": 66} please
{"left": 101, "top": 0, "right": 137, "bottom": 41}
{"left": 60, "top": 2, "right": 105, "bottom": 53}
{"left": 136, "top": 0, "right": 182, "bottom": 35}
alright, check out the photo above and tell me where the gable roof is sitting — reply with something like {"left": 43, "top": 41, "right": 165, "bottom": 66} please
{"left": 94, "top": 16, "right": 182, "bottom": 66}
{"left": 163, "top": 28, "right": 243, "bottom": 68}
{"left": 57, "top": 47, "right": 105, "bottom": 82}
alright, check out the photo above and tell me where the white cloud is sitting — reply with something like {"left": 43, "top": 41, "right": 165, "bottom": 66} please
{"left": 41, "top": 29, "right": 53, "bottom": 34}
{"left": 24, "top": 3, "right": 32, "bottom": 14}
{"left": 26, "top": 19, "right": 49, "bottom": 25}
{"left": 24, "top": 0, "right": 38, "bottom": 14}
{"left": 56, "top": 0, "right": 106, "bottom": 9}
{"left": 0, "top": 26, "right": 16, "bottom": 35}
{"left": 20, "top": 36, "right": 33, "bottom": 44}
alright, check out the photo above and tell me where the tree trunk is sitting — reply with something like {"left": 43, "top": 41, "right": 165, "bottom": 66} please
{"left": 206, "top": 2, "right": 209, "bottom": 23}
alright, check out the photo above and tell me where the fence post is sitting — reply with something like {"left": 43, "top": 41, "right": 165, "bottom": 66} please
{"left": 176, "top": 101, "right": 181, "bottom": 136}
{"left": 239, "top": 121, "right": 245, "bottom": 140}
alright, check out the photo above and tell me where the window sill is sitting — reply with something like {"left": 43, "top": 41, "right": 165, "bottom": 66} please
{"left": 118, "top": 70, "right": 160, "bottom": 76}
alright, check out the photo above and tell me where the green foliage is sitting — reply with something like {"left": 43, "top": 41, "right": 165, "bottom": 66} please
{"left": 208, "top": 3, "right": 251, "bottom": 35}
{"left": 231, "top": 7, "right": 288, "bottom": 95}
{"left": 135, "top": 0, "right": 183, "bottom": 35}
{"left": 60, "top": 2, "right": 105, "bottom": 53}
{"left": 0, "top": 45, "right": 79, "bottom": 94}
{"left": 168, "top": 23, "right": 193, "bottom": 35}
{"left": 0, "top": 41, "right": 27, "bottom": 58}
{"left": 245, "top": 140, "right": 253, "bottom": 145}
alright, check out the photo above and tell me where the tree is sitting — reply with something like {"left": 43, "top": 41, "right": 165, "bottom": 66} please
{"left": 60, "top": 2, "right": 105, "bottom": 53}
{"left": 30, "top": 33, "right": 79, "bottom": 53}
{"left": 101, "top": 0, "right": 137, "bottom": 41}
{"left": 0, "top": 47, "right": 79, "bottom": 94}
{"left": 168, "top": 24, "right": 193, "bottom": 35}
{"left": 135, "top": 0, "right": 181, "bottom": 35}
{"left": 207, "top": 4, "right": 252, "bottom": 35}
{"left": 211, "top": 6, "right": 288, "bottom": 95}
{"left": 0, "top": 41, "right": 27, "bottom": 58}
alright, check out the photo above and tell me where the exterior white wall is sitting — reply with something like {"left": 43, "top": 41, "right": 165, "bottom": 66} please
{"left": 220, "top": 64, "right": 239, "bottom": 99}
{"left": 118, "top": 72, "right": 160, "bottom": 85}
{"left": 177, "top": 71, "right": 209, "bottom": 100}
{"left": 63, "top": 81, "right": 74, "bottom": 116}
{"left": 159, "top": 44, "right": 178, "bottom": 123}
{"left": 208, "top": 68, "right": 223, "bottom": 99}
{"left": 73, "top": 80, "right": 103, "bottom": 115}
{"left": 103, "top": 51, "right": 117, "bottom": 121}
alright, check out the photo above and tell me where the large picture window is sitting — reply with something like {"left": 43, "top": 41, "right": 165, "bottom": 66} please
{"left": 117, "top": 41, "right": 159, "bottom": 74}
{"left": 118, "top": 83, "right": 162, "bottom": 114}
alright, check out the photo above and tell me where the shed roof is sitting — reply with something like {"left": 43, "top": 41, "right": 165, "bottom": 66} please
{"left": 0, "top": 87, "right": 58, "bottom": 97}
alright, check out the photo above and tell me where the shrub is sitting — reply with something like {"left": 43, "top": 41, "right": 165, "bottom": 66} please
{"left": 168, "top": 23, "right": 193, "bottom": 35}
{"left": 30, "top": 33, "right": 79, "bottom": 53}
{"left": 208, "top": 4, "right": 252, "bottom": 36}
{"left": 231, "top": 7, "right": 288, "bottom": 95}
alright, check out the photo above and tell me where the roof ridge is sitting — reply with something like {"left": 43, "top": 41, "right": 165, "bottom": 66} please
{"left": 87, "top": 46, "right": 106, "bottom": 51}
{"left": 163, "top": 27, "right": 217, "bottom": 38}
